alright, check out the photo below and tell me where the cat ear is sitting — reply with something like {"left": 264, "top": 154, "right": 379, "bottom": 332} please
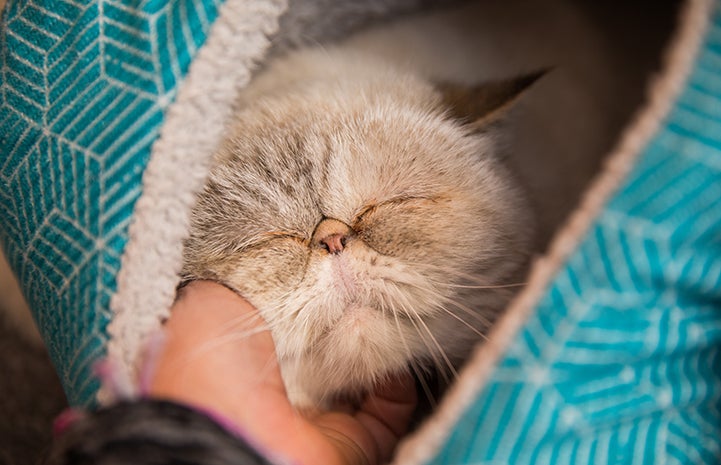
{"left": 437, "top": 70, "right": 547, "bottom": 129}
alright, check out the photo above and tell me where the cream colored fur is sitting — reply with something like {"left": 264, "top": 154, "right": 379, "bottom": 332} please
{"left": 183, "top": 46, "right": 534, "bottom": 407}
{"left": 182, "top": 0, "right": 630, "bottom": 408}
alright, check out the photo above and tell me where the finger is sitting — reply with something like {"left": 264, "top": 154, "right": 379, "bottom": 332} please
{"left": 150, "top": 281, "right": 300, "bottom": 451}
{"left": 354, "top": 372, "right": 418, "bottom": 462}
{"left": 151, "top": 281, "right": 285, "bottom": 397}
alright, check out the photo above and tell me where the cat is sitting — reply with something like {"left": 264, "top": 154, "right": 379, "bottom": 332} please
{"left": 181, "top": 0, "right": 652, "bottom": 409}
{"left": 181, "top": 46, "right": 536, "bottom": 409}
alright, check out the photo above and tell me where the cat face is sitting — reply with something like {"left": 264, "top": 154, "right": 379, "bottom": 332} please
{"left": 182, "top": 60, "right": 533, "bottom": 408}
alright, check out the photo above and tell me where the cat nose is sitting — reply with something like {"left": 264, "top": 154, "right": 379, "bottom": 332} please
{"left": 312, "top": 218, "right": 354, "bottom": 254}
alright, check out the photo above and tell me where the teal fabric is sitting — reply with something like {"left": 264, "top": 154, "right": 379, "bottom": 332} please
{"left": 2, "top": 0, "right": 721, "bottom": 462}
{"left": 0, "top": 0, "right": 223, "bottom": 406}
{"left": 430, "top": 4, "right": 721, "bottom": 464}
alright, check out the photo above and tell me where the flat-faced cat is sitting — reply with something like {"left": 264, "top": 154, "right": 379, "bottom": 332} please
{"left": 181, "top": 0, "right": 629, "bottom": 409}
{"left": 181, "top": 45, "right": 535, "bottom": 408}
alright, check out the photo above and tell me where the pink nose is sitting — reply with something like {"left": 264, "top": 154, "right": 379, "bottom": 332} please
{"left": 312, "top": 218, "right": 353, "bottom": 254}
{"left": 319, "top": 233, "right": 347, "bottom": 254}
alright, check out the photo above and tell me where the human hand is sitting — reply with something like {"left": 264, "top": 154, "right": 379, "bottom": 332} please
{"left": 149, "top": 280, "right": 417, "bottom": 465}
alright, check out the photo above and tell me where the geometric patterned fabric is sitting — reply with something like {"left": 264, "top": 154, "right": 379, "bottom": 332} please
{"left": 0, "top": 0, "right": 223, "bottom": 406}
{"left": 2, "top": 0, "right": 721, "bottom": 462}
{"left": 429, "top": 3, "right": 721, "bottom": 463}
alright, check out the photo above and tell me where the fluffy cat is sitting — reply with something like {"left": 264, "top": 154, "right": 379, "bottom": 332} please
{"left": 181, "top": 44, "right": 535, "bottom": 408}
{"left": 182, "top": 0, "right": 644, "bottom": 409}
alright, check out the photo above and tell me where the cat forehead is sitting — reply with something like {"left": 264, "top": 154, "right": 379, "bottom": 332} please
{"left": 233, "top": 89, "right": 489, "bottom": 165}
{"left": 215, "top": 81, "right": 501, "bottom": 219}
{"left": 231, "top": 50, "right": 493, "bottom": 169}
{"left": 228, "top": 107, "right": 489, "bottom": 194}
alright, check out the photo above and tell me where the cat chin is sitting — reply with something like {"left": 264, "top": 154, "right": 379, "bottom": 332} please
{"left": 280, "top": 336, "right": 411, "bottom": 410}
{"left": 279, "top": 279, "right": 518, "bottom": 408}
{"left": 269, "top": 293, "right": 487, "bottom": 410}
{"left": 269, "top": 295, "right": 418, "bottom": 409}
{"left": 276, "top": 303, "right": 485, "bottom": 410}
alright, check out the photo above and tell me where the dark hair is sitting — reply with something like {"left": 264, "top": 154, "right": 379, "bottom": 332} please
{"left": 46, "top": 400, "right": 272, "bottom": 465}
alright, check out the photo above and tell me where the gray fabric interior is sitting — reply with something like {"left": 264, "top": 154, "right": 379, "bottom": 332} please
{"left": 270, "top": 0, "right": 460, "bottom": 53}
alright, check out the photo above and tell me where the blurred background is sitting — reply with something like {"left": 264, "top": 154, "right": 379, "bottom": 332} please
{"left": 0, "top": 248, "right": 67, "bottom": 464}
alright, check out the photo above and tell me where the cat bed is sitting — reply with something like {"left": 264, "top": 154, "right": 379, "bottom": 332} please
{"left": 1, "top": 0, "right": 721, "bottom": 463}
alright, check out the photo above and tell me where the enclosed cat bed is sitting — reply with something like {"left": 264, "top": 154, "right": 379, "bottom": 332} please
{"left": 1, "top": 0, "right": 721, "bottom": 463}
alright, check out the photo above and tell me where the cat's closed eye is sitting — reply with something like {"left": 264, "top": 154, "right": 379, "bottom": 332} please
{"left": 353, "top": 196, "right": 450, "bottom": 258}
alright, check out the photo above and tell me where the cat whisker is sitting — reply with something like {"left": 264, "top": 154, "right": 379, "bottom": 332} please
{"left": 394, "top": 292, "right": 458, "bottom": 385}
{"left": 409, "top": 356, "right": 437, "bottom": 409}
{"left": 413, "top": 324, "right": 454, "bottom": 385}
{"left": 177, "top": 315, "right": 271, "bottom": 366}
{"left": 215, "top": 310, "right": 268, "bottom": 334}
{"left": 437, "top": 305, "right": 489, "bottom": 341}
{"left": 406, "top": 261, "right": 528, "bottom": 289}
{"left": 389, "top": 299, "right": 436, "bottom": 407}
{"left": 385, "top": 261, "right": 526, "bottom": 296}
{"left": 388, "top": 278, "right": 494, "bottom": 334}
{"left": 443, "top": 298, "right": 494, "bottom": 330}
{"left": 442, "top": 282, "right": 528, "bottom": 290}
